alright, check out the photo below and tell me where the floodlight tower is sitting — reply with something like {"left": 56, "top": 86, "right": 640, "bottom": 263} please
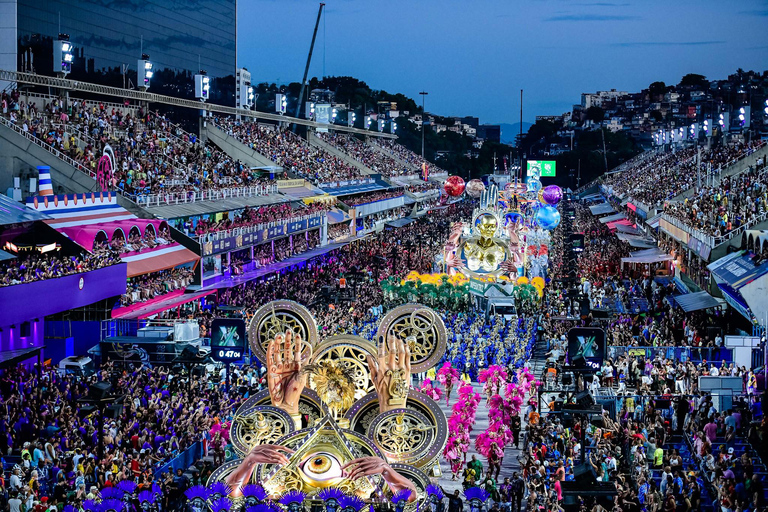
{"left": 53, "top": 34, "right": 74, "bottom": 77}
{"left": 138, "top": 54, "right": 153, "bottom": 91}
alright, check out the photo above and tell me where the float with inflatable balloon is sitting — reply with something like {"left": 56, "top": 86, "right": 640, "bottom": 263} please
{"left": 437, "top": 171, "right": 562, "bottom": 307}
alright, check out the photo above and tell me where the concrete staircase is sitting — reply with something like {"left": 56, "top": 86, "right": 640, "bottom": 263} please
{"left": 204, "top": 124, "right": 283, "bottom": 170}
{"left": 0, "top": 120, "right": 151, "bottom": 219}
{"left": 307, "top": 132, "right": 375, "bottom": 176}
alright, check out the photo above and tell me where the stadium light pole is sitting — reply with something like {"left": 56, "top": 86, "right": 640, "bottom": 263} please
{"left": 420, "top": 91, "right": 429, "bottom": 160}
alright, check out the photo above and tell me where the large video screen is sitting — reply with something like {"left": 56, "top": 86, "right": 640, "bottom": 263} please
{"left": 566, "top": 327, "right": 606, "bottom": 369}
{"left": 526, "top": 160, "right": 557, "bottom": 177}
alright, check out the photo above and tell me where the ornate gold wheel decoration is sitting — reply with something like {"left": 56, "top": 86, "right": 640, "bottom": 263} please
{"left": 309, "top": 335, "right": 376, "bottom": 400}
{"left": 344, "top": 390, "right": 447, "bottom": 469}
{"left": 233, "top": 389, "right": 326, "bottom": 431}
{"left": 231, "top": 405, "right": 295, "bottom": 457}
{"left": 249, "top": 300, "right": 318, "bottom": 365}
{"left": 207, "top": 459, "right": 243, "bottom": 488}
{"left": 375, "top": 304, "right": 447, "bottom": 373}
{"left": 368, "top": 409, "right": 436, "bottom": 466}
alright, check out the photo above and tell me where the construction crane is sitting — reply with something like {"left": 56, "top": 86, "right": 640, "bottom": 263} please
{"left": 294, "top": 2, "right": 325, "bottom": 126}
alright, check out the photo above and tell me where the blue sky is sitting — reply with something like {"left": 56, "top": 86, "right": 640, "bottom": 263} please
{"left": 237, "top": 0, "right": 768, "bottom": 124}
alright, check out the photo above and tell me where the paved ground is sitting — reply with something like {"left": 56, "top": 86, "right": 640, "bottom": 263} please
{"left": 436, "top": 381, "right": 526, "bottom": 495}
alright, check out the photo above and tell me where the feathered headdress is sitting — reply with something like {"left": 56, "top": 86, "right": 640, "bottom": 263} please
{"left": 339, "top": 494, "right": 366, "bottom": 512}
{"left": 99, "top": 487, "right": 125, "bottom": 502}
{"left": 63, "top": 506, "right": 76, "bottom": 512}
{"left": 437, "top": 362, "right": 460, "bottom": 384}
{"left": 279, "top": 490, "right": 307, "bottom": 506}
{"left": 99, "top": 498, "right": 124, "bottom": 512}
{"left": 185, "top": 485, "right": 210, "bottom": 502}
{"left": 138, "top": 490, "right": 155, "bottom": 506}
{"left": 152, "top": 483, "right": 163, "bottom": 497}
{"left": 207, "top": 481, "right": 232, "bottom": 499}
{"left": 83, "top": 500, "right": 99, "bottom": 512}
{"left": 464, "top": 487, "right": 489, "bottom": 503}
{"left": 303, "top": 361, "right": 356, "bottom": 413}
{"left": 318, "top": 488, "right": 345, "bottom": 503}
{"left": 118, "top": 479, "right": 138, "bottom": 496}
{"left": 426, "top": 485, "right": 444, "bottom": 501}
{"left": 391, "top": 489, "right": 412, "bottom": 505}
{"left": 210, "top": 498, "right": 233, "bottom": 512}
{"left": 241, "top": 484, "right": 269, "bottom": 502}
{"left": 248, "top": 505, "right": 282, "bottom": 512}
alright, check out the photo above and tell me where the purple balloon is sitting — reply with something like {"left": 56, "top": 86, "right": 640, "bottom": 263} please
{"left": 542, "top": 185, "right": 563, "bottom": 205}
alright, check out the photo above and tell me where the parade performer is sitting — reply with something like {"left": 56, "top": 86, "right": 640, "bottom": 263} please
{"left": 278, "top": 491, "right": 307, "bottom": 512}
{"left": 426, "top": 484, "right": 445, "bottom": 512}
{"left": 478, "top": 365, "right": 508, "bottom": 405}
{"left": 437, "top": 362, "right": 461, "bottom": 406}
{"left": 419, "top": 378, "right": 443, "bottom": 402}
{"left": 464, "top": 487, "right": 490, "bottom": 512}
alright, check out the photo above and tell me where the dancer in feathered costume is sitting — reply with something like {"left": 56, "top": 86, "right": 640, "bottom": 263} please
{"left": 444, "top": 381, "right": 481, "bottom": 479}
{"left": 137, "top": 490, "right": 156, "bottom": 512}
{"left": 241, "top": 484, "right": 269, "bottom": 508}
{"left": 478, "top": 365, "right": 508, "bottom": 405}
{"left": 419, "top": 378, "right": 443, "bottom": 402}
{"left": 209, "top": 497, "right": 233, "bottom": 512}
{"left": 318, "top": 488, "right": 345, "bottom": 512}
{"left": 390, "top": 489, "right": 413, "bottom": 512}
{"left": 185, "top": 485, "right": 210, "bottom": 512}
{"left": 207, "top": 482, "right": 232, "bottom": 502}
{"left": 338, "top": 494, "right": 367, "bottom": 512}
{"left": 279, "top": 491, "right": 307, "bottom": 512}
{"left": 436, "top": 362, "right": 460, "bottom": 406}
{"left": 425, "top": 484, "right": 445, "bottom": 512}
{"left": 463, "top": 487, "right": 489, "bottom": 512}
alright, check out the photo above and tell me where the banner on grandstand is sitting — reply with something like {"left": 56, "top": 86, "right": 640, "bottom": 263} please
{"left": 277, "top": 179, "right": 306, "bottom": 189}
{"left": 202, "top": 216, "right": 324, "bottom": 256}
{"left": 566, "top": 327, "right": 606, "bottom": 369}
{"left": 659, "top": 218, "right": 690, "bottom": 244}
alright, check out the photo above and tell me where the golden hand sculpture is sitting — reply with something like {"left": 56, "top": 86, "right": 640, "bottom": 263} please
{"left": 267, "top": 329, "right": 308, "bottom": 417}
{"left": 367, "top": 334, "right": 411, "bottom": 413}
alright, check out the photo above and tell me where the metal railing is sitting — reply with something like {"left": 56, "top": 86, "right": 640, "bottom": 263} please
{"left": 607, "top": 345, "right": 733, "bottom": 364}
{"left": 133, "top": 184, "right": 279, "bottom": 208}
{"left": 0, "top": 114, "right": 98, "bottom": 180}
{"left": 661, "top": 208, "right": 768, "bottom": 249}
{"left": 195, "top": 213, "right": 324, "bottom": 242}
{"left": 1, "top": 69, "right": 397, "bottom": 139}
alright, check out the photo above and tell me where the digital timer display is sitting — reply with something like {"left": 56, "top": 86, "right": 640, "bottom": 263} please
{"left": 210, "top": 318, "right": 246, "bottom": 363}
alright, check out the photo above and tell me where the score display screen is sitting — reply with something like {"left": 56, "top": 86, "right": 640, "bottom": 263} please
{"left": 210, "top": 318, "right": 246, "bottom": 362}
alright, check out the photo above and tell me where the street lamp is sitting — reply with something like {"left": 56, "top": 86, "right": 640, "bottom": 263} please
{"left": 419, "top": 91, "right": 429, "bottom": 160}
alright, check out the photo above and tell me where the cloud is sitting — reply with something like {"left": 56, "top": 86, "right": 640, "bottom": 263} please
{"left": 611, "top": 41, "right": 726, "bottom": 47}
{"left": 544, "top": 14, "right": 639, "bottom": 21}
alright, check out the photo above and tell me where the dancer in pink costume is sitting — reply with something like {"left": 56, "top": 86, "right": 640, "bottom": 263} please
{"left": 444, "top": 381, "right": 481, "bottom": 479}
{"left": 419, "top": 378, "right": 443, "bottom": 402}
{"left": 437, "top": 362, "right": 461, "bottom": 406}
{"left": 478, "top": 365, "right": 509, "bottom": 405}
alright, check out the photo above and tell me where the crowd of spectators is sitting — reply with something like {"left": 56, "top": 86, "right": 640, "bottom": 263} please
{"left": 120, "top": 267, "right": 195, "bottom": 307}
{"left": 315, "top": 132, "right": 410, "bottom": 177}
{"left": 663, "top": 163, "right": 768, "bottom": 239}
{"left": 213, "top": 117, "right": 364, "bottom": 184}
{"left": 603, "top": 141, "right": 765, "bottom": 206}
{"left": 373, "top": 138, "right": 449, "bottom": 177}
{"left": 0, "top": 248, "right": 121, "bottom": 287}
{"left": 106, "top": 225, "right": 174, "bottom": 256}
{"left": 0, "top": 362, "right": 251, "bottom": 511}
{"left": 1, "top": 92, "right": 277, "bottom": 201}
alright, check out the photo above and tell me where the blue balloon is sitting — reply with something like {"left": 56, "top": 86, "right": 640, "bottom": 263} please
{"left": 527, "top": 179, "right": 543, "bottom": 193}
{"left": 535, "top": 206, "right": 561, "bottom": 230}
